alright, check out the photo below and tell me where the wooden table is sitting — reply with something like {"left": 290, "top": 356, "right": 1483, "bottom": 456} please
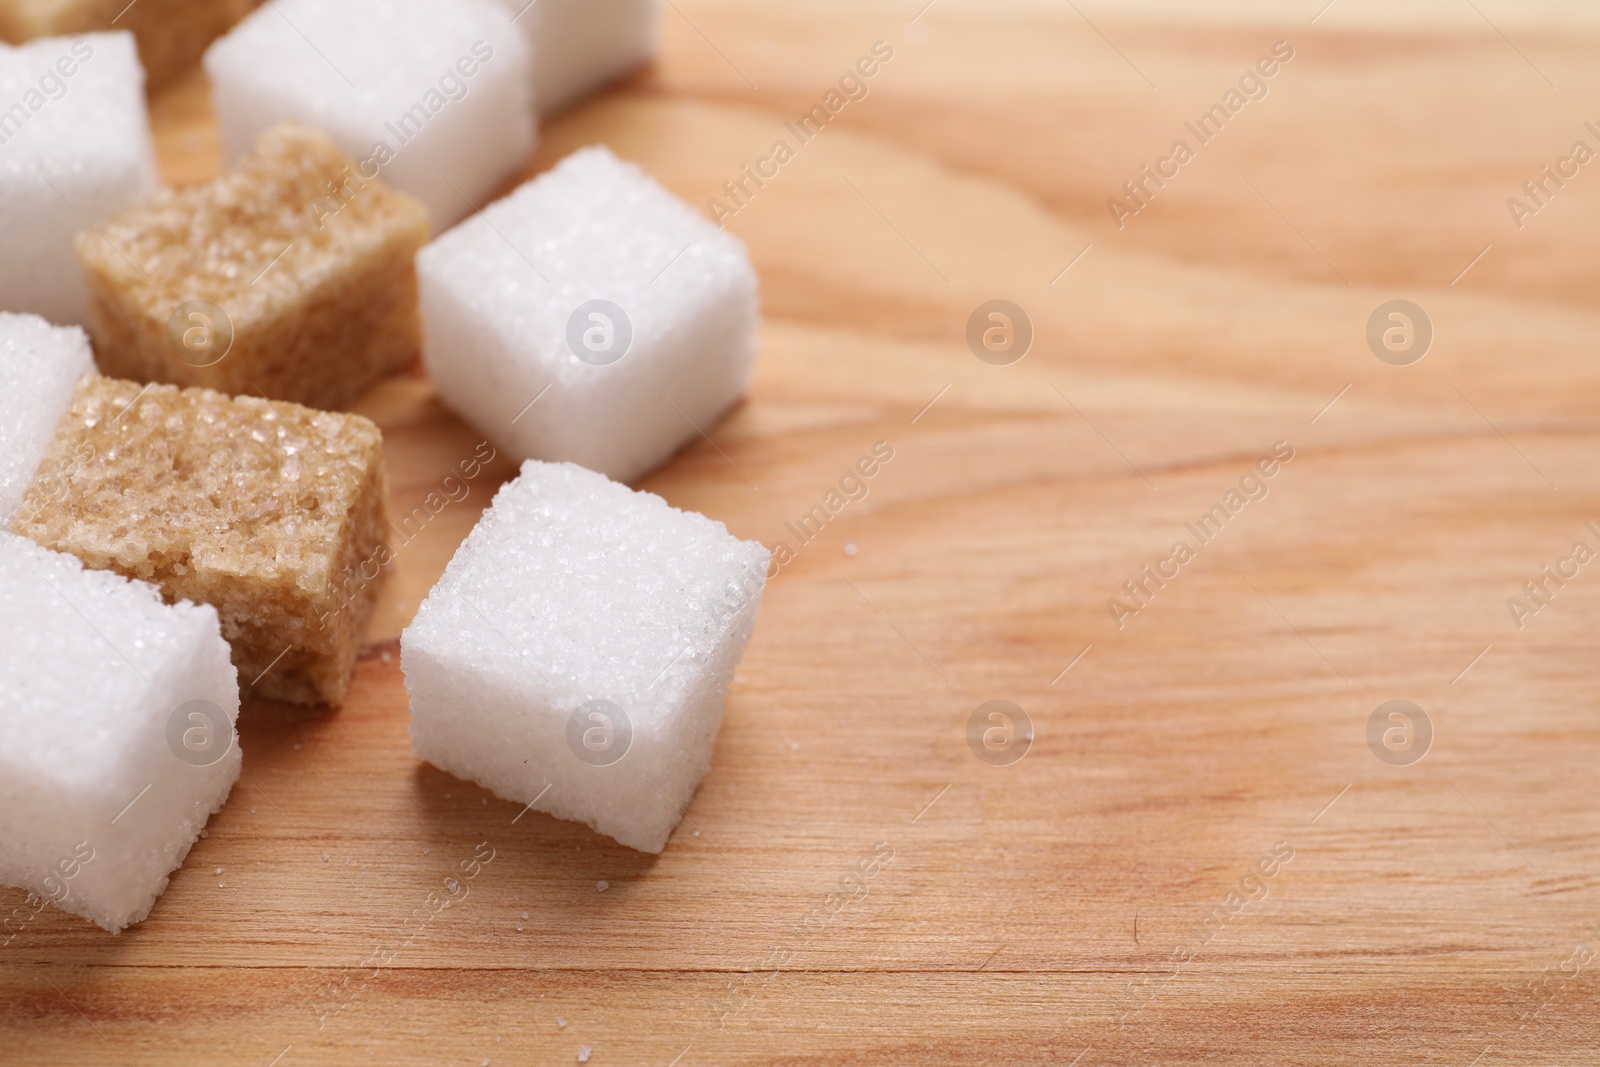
{"left": 7, "top": 2, "right": 1600, "bottom": 1062}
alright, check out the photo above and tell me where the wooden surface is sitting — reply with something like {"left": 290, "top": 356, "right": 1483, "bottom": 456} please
{"left": 8, "top": 1, "right": 1600, "bottom": 1062}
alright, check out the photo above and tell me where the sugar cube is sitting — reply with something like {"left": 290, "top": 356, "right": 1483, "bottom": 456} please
{"left": 0, "top": 0, "right": 258, "bottom": 90}
{"left": 489, "top": 0, "right": 658, "bottom": 114}
{"left": 0, "top": 312, "right": 94, "bottom": 524}
{"left": 78, "top": 122, "right": 429, "bottom": 410}
{"left": 0, "top": 31, "right": 159, "bottom": 324}
{"left": 0, "top": 532, "right": 240, "bottom": 933}
{"left": 11, "top": 375, "right": 389, "bottom": 707}
{"left": 402, "top": 460, "right": 769, "bottom": 853}
{"left": 204, "top": 0, "right": 534, "bottom": 230}
{"left": 417, "top": 146, "right": 759, "bottom": 483}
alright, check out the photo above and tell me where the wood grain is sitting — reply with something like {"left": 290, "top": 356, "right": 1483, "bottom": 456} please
{"left": 7, "top": 2, "right": 1600, "bottom": 1063}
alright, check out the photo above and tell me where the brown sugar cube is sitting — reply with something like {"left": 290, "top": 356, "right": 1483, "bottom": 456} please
{"left": 0, "top": 0, "right": 258, "bottom": 90}
{"left": 11, "top": 374, "right": 389, "bottom": 707}
{"left": 77, "top": 122, "right": 428, "bottom": 410}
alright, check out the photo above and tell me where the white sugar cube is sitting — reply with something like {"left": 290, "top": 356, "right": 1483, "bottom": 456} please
{"left": 402, "top": 460, "right": 768, "bottom": 853}
{"left": 0, "top": 313, "right": 94, "bottom": 524}
{"left": 417, "top": 146, "right": 758, "bottom": 483}
{"left": 0, "top": 533, "right": 240, "bottom": 933}
{"left": 204, "top": 0, "right": 534, "bottom": 230}
{"left": 0, "top": 32, "right": 159, "bottom": 325}
{"left": 490, "top": 0, "right": 659, "bottom": 114}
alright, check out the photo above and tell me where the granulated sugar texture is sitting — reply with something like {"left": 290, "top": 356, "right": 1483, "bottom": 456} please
{"left": 403, "top": 461, "right": 768, "bottom": 853}
{"left": 0, "top": 31, "right": 158, "bottom": 324}
{"left": 0, "top": 533, "right": 240, "bottom": 932}
{"left": 0, "top": 312, "right": 93, "bottom": 524}
{"left": 204, "top": 0, "right": 533, "bottom": 229}
{"left": 418, "top": 146, "right": 758, "bottom": 483}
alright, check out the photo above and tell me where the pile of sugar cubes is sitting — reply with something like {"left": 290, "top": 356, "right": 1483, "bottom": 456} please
{"left": 0, "top": 0, "right": 768, "bottom": 932}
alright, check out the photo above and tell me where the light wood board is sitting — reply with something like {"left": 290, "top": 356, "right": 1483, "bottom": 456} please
{"left": 6, "top": 1, "right": 1600, "bottom": 1062}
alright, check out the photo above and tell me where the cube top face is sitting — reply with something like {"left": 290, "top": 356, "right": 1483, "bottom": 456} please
{"left": 406, "top": 460, "right": 770, "bottom": 727}
{"left": 80, "top": 122, "right": 429, "bottom": 330}
{"left": 0, "top": 532, "right": 237, "bottom": 792}
{"left": 0, "top": 32, "right": 153, "bottom": 175}
{"left": 0, "top": 312, "right": 92, "bottom": 523}
{"left": 204, "top": 0, "right": 533, "bottom": 228}
{"left": 422, "top": 147, "right": 752, "bottom": 384}
{"left": 11, "top": 375, "right": 382, "bottom": 596}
